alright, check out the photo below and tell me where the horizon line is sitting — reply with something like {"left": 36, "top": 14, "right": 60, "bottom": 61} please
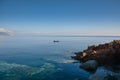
{"left": 15, "top": 35, "right": 120, "bottom": 37}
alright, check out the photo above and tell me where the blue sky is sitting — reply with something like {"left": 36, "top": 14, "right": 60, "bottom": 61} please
{"left": 0, "top": 0, "right": 120, "bottom": 36}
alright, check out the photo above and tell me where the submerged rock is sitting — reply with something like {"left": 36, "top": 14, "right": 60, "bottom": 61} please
{"left": 89, "top": 73, "right": 117, "bottom": 80}
{"left": 80, "top": 60, "right": 98, "bottom": 71}
{"left": 0, "top": 62, "right": 58, "bottom": 80}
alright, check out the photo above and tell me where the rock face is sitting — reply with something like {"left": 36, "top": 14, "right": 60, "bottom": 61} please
{"left": 72, "top": 40, "right": 120, "bottom": 72}
{"left": 80, "top": 60, "right": 98, "bottom": 71}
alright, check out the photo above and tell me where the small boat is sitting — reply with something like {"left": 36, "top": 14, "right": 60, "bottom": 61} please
{"left": 53, "top": 40, "right": 59, "bottom": 42}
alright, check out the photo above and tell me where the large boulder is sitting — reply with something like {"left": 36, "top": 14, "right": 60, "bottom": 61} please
{"left": 80, "top": 60, "right": 98, "bottom": 71}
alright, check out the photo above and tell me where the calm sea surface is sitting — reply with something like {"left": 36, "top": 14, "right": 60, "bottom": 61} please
{"left": 0, "top": 36, "right": 120, "bottom": 80}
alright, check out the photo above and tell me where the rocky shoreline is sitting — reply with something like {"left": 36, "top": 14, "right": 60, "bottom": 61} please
{"left": 72, "top": 40, "right": 120, "bottom": 80}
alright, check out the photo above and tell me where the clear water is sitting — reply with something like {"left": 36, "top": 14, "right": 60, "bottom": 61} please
{"left": 0, "top": 36, "right": 120, "bottom": 80}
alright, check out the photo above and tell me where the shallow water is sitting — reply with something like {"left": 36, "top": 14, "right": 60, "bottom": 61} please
{"left": 0, "top": 36, "right": 120, "bottom": 80}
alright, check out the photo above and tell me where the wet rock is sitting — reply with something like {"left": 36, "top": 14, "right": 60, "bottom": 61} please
{"left": 89, "top": 73, "right": 117, "bottom": 80}
{"left": 89, "top": 67, "right": 119, "bottom": 80}
{"left": 80, "top": 60, "right": 98, "bottom": 71}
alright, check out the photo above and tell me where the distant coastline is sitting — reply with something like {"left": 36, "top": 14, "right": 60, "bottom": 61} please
{"left": 14, "top": 34, "right": 120, "bottom": 37}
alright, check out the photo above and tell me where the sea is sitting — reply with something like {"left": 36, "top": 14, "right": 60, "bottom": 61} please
{"left": 0, "top": 36, "right": 120, "bottom": 80}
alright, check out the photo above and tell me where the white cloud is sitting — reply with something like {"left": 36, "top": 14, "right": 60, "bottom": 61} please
{"left": 0, "top": 28, "right": 13, "bottom": 36}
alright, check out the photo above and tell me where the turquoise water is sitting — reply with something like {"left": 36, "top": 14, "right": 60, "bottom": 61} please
{"left": 0, "top": 36, "right": 120, "bottom": 80}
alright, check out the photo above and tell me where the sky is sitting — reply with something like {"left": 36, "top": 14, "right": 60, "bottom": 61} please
{"left": 0, "top": 0, "right": 120, "bottom": 36}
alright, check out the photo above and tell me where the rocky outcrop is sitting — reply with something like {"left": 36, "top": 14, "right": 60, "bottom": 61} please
{"left": 72, "top": 40, "right": 120, "bottom": 72}
{"left": 72, "top": 40, "right": 120, "bottom": 80}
